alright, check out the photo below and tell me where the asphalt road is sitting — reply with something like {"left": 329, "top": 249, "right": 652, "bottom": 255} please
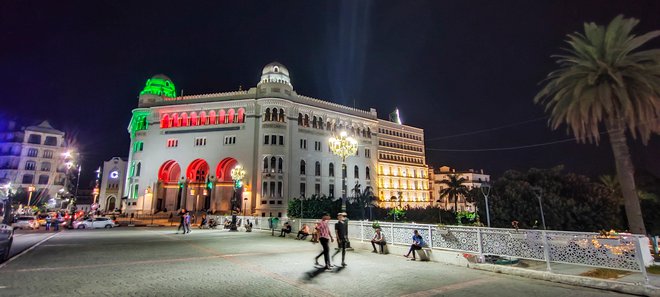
{"left": 0, "top": 228, "right": 634, "bottom": 297}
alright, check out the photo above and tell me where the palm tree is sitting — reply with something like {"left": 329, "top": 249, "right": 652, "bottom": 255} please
{"left": 439, "top": 175, "right": 469, "bottom": 211}
{"left": 535, "top": 15, "right": 660, "bottom": 234}
{"left": 350, "top": 183, "right": 376, "bottom": 220}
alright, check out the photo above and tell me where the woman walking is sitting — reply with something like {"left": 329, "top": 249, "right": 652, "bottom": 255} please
{"left": 313, "top": 214, "right": 334, "bottom": 270}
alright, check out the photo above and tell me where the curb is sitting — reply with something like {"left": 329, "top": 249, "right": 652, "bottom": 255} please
{"left": 468, "top": 263, "right": 659, "bottom": 297}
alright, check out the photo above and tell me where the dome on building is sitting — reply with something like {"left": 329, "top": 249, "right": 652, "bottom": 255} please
{"left": 140, "top": 74, "right": 176, "bottom": 98}
{"left": 258, "top": 62, "right": 292, "bottom": 88}
{"left": 261, "top": 62, "right": 290, "bottom": 76}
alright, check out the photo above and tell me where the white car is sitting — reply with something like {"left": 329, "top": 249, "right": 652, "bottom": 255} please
{"left": 74, "top": 217, "right": 118, "bottom": 229}
{"left": 12, "top": 216, "right": 39, "bottom": 230}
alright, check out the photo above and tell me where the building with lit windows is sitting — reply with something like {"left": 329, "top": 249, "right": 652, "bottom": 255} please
{"left": 98, "top": 157, "right": 128, "bottom": 212}
{"left": 430, "top": 166, "right": 490, "bottom": 211}
{"left": 376, "top": 114, "right": 430, "bottom": 208}
{"left": 0, "top": 120, "right": 69, "bottom": 202}
{"left": 125, "top": 62, "right": 427, "bottom": 217}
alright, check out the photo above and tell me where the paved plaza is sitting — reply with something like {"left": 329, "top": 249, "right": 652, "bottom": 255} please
{"left": 0, "top": 228, "right": 634, "bottom": 297}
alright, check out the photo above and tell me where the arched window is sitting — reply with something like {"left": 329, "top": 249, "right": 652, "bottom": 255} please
{"left": 279, "top": 108, "right": 285, "bottom": 122}
{"left": 315, "top": 161, "right": 321, "bottom": 176}
{"left": 317, "top": 117, "right": 323, "bottom": 129}
{"left": 264, "top": 108, "right": 271, "bottom": 122}
{"left": 271, "top": 108, "right": 278, "bottom": 122}
{"left": 329, "top": 163, "right": 335, "bottom": 177}
{"left": 367, "top": 128, "right": 371, "bottom": 138}
{"left": 199, "top": 111, "right": 207, "bottom": 125}
{"left": 190, "top": 112, "right": 198, "bottom": 126}
{"left": 171, "top": 113, "right": 179, "bottom": 127}
{"left": 209, "top": 110, "right": 216, "bottom": 125}
{"left": 304, "top": 114, "right": 309, "bottom": 127}
{"left": 263, "top": 157, "right": 269, "bottom": 172}
{"left": 326, "top": 121, "right": 331, "bottom": 130}
{"left": 300, "top": 160, "right": 306, "bottom": 175}
{"left": 298, "top": 113, "right": 303, "bottom": 126}
{"left": 312, "top": 116, "right": 317, "bottom": 129}
{"left": 136, "top": 162, "right": 141, "bottom": 176}
{"left": 356, "top": 127, "right": 361, "bottom": 136}
{"left": 238, "top": 108, "right": 245, "bottom": 123}
{"left": 278, "top": 157, "right": 283, "bottom": 173}
{"left": 180, "top": 113, "right": 189, "bottom": 126}
{"left": 270, "top": 157, "right": 276, "bottom": 172}
{"left": 227, "top": 109, "right": 235, "bottom": 123}
{"left": 366, "top": 166, "right": 370, "bottom": 179}
{"left": 161, "top": 114, "right": 170, "bottom": 128}
{"left": 354, "top": 165, "right": 359, "bottom": 178}
{"left": 218, "top": 110, "right": 226, "bottom": 124}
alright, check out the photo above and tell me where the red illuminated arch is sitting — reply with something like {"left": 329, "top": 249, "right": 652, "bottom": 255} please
{"left": 218, "top": 110, "right": 226, "bottom": 124}
{"left": 227, "top": 109, "right": 235, "bottom": 123}
{"left": 171, "top": 113, "right": 179, "bottom": 127}
{"left": 237, "top": 108, "right": 245, "bottom": 123}
{"left": 186, "top": 159, "right": 210, "bottom": 182}
{"left": 216, "top": 157, "right": 238, "bottom": 182}
{"left": 158, "top": 160, "right": 181, "bottom": 183}
{"left": 208, "top": 110, "right": 216, "bottom": 125}
{"left": 161, "top": 114, "right": 170, "bottom": 128}
{"left": 199, "top": 111, "right": 207, "bottom": 125}
{"left": 180, "top": 113, "right": 189, "bottom": 126}
{"left": 190, "top": 112, "right": 198, "bottom": 126}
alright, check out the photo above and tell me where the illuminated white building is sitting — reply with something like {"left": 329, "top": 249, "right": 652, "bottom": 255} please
{"left": 125, "top": 62, "right": 427, "bottom": 217}
{"left": 430, "top": 166, "right": 490, "bottom": 211}
{"left": 376, "top": 114, "right": 430, "bottom": 208}
{"left": 0, "top": 120, "right": 69, "bottom": 202}
{"left": 98, "top": 157, "right": 128, "bottom": 212}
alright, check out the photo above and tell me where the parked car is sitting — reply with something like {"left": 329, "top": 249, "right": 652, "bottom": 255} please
{"left": 74, "top": 217, "right": 118, "bottom": 229}
{"left": 0, "top": 199, "right": 14, "bottom": 262}
{"left": 12, "top": 216, "right": 39, "bottom": 230}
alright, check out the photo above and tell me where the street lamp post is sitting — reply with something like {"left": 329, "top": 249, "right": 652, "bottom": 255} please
{"left": 481, "top": 183, "right": 492, "bottom": 227}
{"left": 532, "top": 186, "right": 547, "bottom": 230}
{"left": 26, "top": 185, "right": 35, "bottom": 208}
{"left": 230, "top": 164, "right": 246, "bottom": 231}
{"left": 328, "top": 131, "right": 358, "bottom": 213}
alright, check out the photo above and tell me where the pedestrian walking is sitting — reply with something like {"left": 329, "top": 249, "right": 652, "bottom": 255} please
{"left": 177, "top": 209, "right": 186, "bottom": 234}
{"left": 331, "top": 213, "right": 347, "bottom": 267}
{"left": 184, "top": 212, "right": 191, "bottom": 234}
{"left": 45, "top": 214, "right": 51, "bottom": 231}
{"left": 314, "top": 214, "right": 334, "bottom": 270}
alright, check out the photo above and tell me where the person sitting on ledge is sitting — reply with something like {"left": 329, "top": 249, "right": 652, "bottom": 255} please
{"left": 279, "top": 222, "right": 292, "bottom": 237}
{"left": 371, "top": 228, "right": 386, "bottom": 253}
{"left": 296, "top": 224, "right": 310, "bottom": 240}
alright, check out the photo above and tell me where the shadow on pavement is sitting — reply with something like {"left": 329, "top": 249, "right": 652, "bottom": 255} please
{"left": 302, "top": 265, "right": 345, "bottom": 282}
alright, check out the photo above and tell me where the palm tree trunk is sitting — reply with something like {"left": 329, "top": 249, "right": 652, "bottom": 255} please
{"left": 453, "top": 195, "right": 458, "bottom": 212}
{"left": 606, "top": 119, "right": 646, "bottom": 234}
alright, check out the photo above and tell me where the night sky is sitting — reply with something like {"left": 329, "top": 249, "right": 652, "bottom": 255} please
{"left": 1, "top": 1, "right": 659, "bottom": 185}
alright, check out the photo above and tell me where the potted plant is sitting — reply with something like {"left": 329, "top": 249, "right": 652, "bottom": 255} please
{"left": 436, "top": 224, "right": 450, "bottom": 235}
{"left": 509, "top": 221, "right": 526, "bottom": 239}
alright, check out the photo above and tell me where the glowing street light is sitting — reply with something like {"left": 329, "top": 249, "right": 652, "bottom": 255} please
{"left": 328, "top": 131, "right": 358, "bottom": 213}
{"left": 27, "top": 185, "right": 36, "bottom": 207}
{"left": 229, "top": 164, "right": 246, "bottom": 231}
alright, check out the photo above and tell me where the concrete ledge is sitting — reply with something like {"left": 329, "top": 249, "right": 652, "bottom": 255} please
{"left": 469, "top": 263, "right": 659, "bottom": 297}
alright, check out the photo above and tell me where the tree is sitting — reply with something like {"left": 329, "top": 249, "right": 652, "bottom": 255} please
{"left": 534, "top": 15, "right": 660, "bottom": 234}
{"left": 439, "top": 175, "right": 468, "bottom": 211}
{"left": 348, "top": 184, "right": 376, "bottom": 220}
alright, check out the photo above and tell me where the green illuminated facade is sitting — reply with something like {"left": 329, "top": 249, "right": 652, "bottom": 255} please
{"left": 140, "top": 76, "right": 176, "bottom": 98}
{"left": 129, "top": 110, "right": 150, "bottom": 138}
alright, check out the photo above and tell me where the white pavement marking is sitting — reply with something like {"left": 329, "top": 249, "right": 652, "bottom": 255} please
{"left": 398, "top": 277, "right": 498, "bottom": 297}
{"left": 0, "top": 232, "right": 60, "bottom": 270}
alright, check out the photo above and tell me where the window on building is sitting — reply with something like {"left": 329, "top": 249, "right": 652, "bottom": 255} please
{"left": 300, "top": 160, "right": 306, "bottom": 175}
{"left": 278, "top": 135, "right": 284, "bottom": 145}
{"left": 27, "top": 134, "right": 41, "bottom": 144}
{"left": 133, "top": 141, "right": 144, "bottom": 152}
{"left": 365, "top": 149, "right": 370, "bottom": 158}
{"left": 271, "top": 135, "right": 277, "bottom": 145}
{"left": 41, "top": 162, "right": 51, "bottom": 171}
{"left": 262, "top": 182, "right": 268, "bottom": 197}
{"left": 22, "top": 174, "right": 34, "bottom": 184}
{"left": 300, "top": 183, "right": 306, "bottom": 198}
{"left": 315, "top": 183, "right": 320, "bottom": 195}
{"left": 354, "top": 165, "right": 359, "bottom": 179}
{"left": 315, "top": 161, "right": 321, "bottom": 176}
{"left": 133, "top": 184, "right": 139, "bottom": 199}
{"left": 135, "top": 162, "right": 141, "bottom": 176}
{"left": 366, "top": 167, "right": 370, "bottom": 179}
{"left": 25, "top": 161, "right": 36, "bottom": 170}
{"left": 167, "top": 139, "right": 179, "bottom": 147}
{"left": 38, "top": 174, "right": 49, "bottom": 184}
{"left": 270, "top": 157, "right": 276, "bottom": 172}
{"left": 224, "top": 136, "right": 236, "bottom": 145}
{"left": 329, "top": 163, "right": 335, "bottom": 177}
{"left": 27, "top": 148, "right": 38, "bottom": 157}
{"left": 270, "top": 181, "right": 276, "bottom": 197}
{"left": 43, "top": 150, "right": 53, "bottom": 159}
{"left": 195, "top": 137, "right": 207, "bottom": 146}
{"left": 277, "top": 181, "right": 282, "bottom": 197}
{"left": 300, "top": 139, "right": 307, "bottom": 149}
{"left": 264, "top": 135, "right": 269, "bottom": 145}
{"left": 44, "top": 136, "right": 58, "bottom": 146}
{"left": 329, "top": 184, "right": 335, "bottom": 198}
{"left": 263, "top": 157, "right": 269, "bottom": 172}
{"left": 314, "top": 141, "right": 321, "bottom": 151}
{"left": 277, "top": 157, "right": 283, "bottom": 173}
